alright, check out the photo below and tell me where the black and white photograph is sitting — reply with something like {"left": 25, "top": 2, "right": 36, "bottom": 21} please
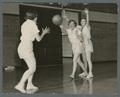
{"left": 2, "top": 2, "right": 118, "bottom": 95}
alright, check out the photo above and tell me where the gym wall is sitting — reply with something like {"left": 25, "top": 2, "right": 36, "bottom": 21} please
{"left": 61, "top": 10, "right": 117, "bottom": 62}
{"left": 2, "top": 3, "right": 117, "bottom": 67}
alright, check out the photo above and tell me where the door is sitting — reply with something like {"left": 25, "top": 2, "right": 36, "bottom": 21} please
{"left": 19, "top": 5, "right": 63, "bottom": 66}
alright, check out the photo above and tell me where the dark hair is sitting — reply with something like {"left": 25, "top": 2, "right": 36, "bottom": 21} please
{"left": 68, "top": 19, "right": 77, "bottom": 27}
{"left": 81, "top": 18, "right": 86, "bottom": 21}
{"left": 25, "top": 10, "right": 38, "bottom": 20}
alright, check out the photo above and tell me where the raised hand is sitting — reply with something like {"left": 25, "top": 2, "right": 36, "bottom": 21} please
{"left": 61, "top": 9, "right": 69, "bottom": 21}
{"left": 42, "top": 27, "right": 50, "bottom": 35}
{"left": 84, "top": 8, "right": 89, "bottom": 14}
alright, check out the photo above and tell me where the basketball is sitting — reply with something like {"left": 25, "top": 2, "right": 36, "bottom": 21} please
{"left": 52, "top": 15, "right": 63, "bottom": 26}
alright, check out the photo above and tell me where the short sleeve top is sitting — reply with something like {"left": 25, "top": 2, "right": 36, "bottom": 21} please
{"left": 66, "top": 27, "right": 82, "bottom": 44}
{"left": 82, "top": 25, "right": 91, "bottom": 40}
{"left": 20, "top": 19, "right": 40, "bottom": 42}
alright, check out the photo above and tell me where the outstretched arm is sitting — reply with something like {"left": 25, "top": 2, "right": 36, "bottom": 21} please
{"left": 84, "top": 8, "right": 89, "bottom": 25}
{"left": 36, "top": 27, "right": 50, "bottom": 42}
{"left": 62, "top": 9, "right": 69, "bottom": 22}
{"left": 60, "top": 9, "right": 69, "bottom": 35}
{"left": 84, "top": 8, "right": 91, "bottom": 30}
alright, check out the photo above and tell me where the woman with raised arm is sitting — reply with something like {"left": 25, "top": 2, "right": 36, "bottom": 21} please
{"left": 61, "top": 9, "right": 88, "bottom": 79}
{"left": 80, "top": 8, "right": 94, "bottom": 79}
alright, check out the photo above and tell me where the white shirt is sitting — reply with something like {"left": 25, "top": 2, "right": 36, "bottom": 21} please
{"left": 66, "top": 27, "right": 82, "bottom": 44}
{"left": 20, "top": 19, "right": 40, "bottom": 42}
{"left": 82, "top": 25, "right": 91, "bottom": 40}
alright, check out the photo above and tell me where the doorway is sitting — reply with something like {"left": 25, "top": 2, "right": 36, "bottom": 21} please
{"left": 19, "top": 5, "right": 63, "bottom": 66}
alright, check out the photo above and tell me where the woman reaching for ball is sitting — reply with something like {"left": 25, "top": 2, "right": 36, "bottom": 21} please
{"left": 60, "top": 18, "right": 88, "bottom": 79}
{"left": 67, "top": 20, "right": 88, "bottom": 79}
{"left": 80, "top": 8, "right": 94, "bottom": 79}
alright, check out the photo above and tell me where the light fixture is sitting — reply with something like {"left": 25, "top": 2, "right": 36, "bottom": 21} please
{"left": 49, "top": 3, "right": 53, "bottom": 5}
{"left": 83, "top": 3, "right": 88, "bottom": 5}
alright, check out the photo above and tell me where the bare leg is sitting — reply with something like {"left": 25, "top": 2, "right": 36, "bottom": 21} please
{"left": 27, "top": 74, "right": 34, "bottom": 87}
{"left": 77, "top": 57, "right": 88, "bottom": 77}
{"left": 70, "top": 53, "right": 79, "bottom": 78}
{"left": 26, "top": 74, "right": 39, "bottom": 90}
{"left": 86, "top": 51, "right": 93, "bottom": 78}
{"left": 82, "top": 50, "right": 88, "bottom": 70}
{"left": 14, "top": 55, "right": 36, "bottom": 93}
